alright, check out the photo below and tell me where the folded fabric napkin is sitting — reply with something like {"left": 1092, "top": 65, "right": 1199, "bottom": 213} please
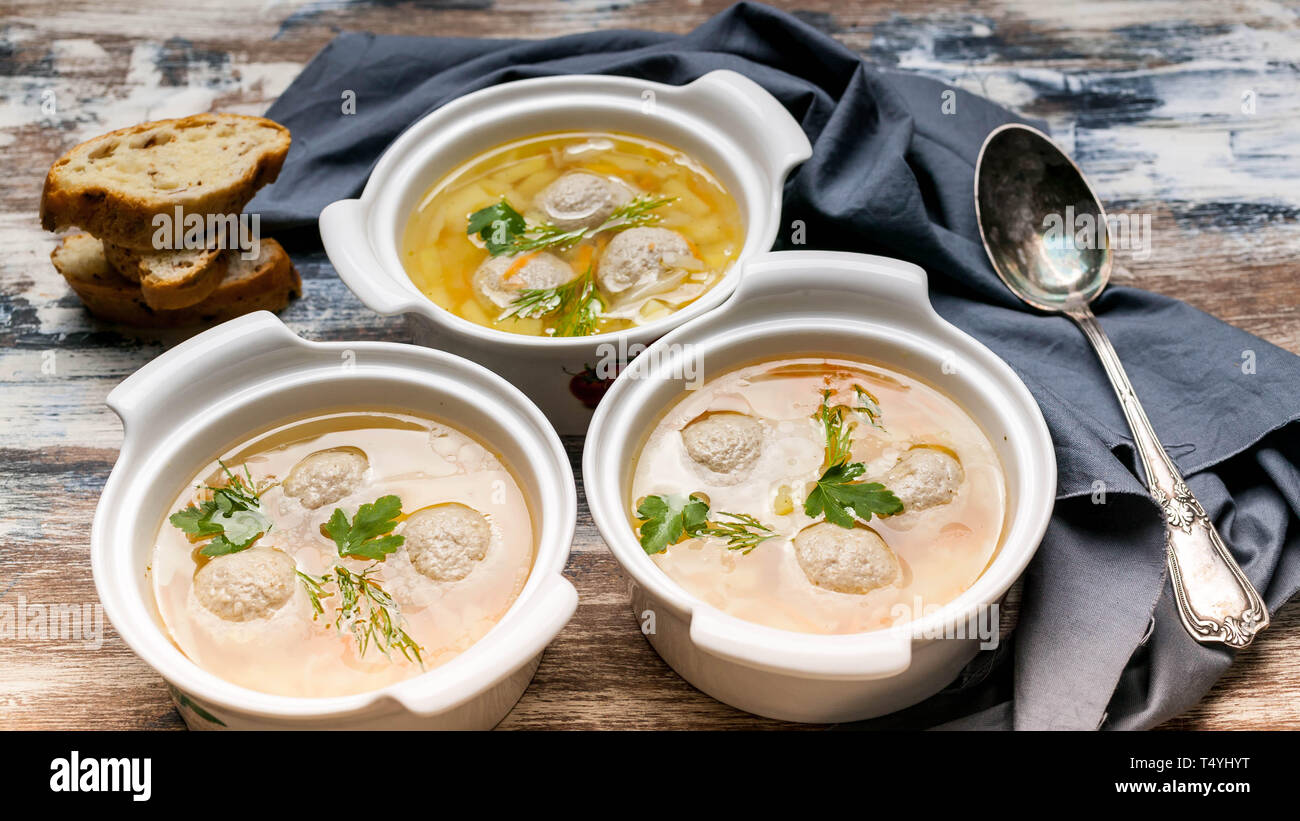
{"left": 249, "top": 2, "right": 1300, "bottom": 729}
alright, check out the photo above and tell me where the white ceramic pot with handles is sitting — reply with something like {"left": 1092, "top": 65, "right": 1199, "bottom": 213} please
{"left": 583, "top": 251, "right": 1056, "bottom": 723}
{"left": 91, "top": 312, "right": 578, "bottom": 729}
{"left": 320, "top": 70, "right": 811, "bottom": 433}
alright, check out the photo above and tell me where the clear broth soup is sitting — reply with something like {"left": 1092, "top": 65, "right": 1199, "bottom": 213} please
{"left": 401, "top": 131, "right": 744, "bottom": 337}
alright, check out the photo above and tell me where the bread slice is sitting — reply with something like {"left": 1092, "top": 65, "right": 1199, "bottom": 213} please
{"left": 53, "top": 233, "right": 300, "bottom": 327}
{"left": 102, "top": 241, "right": 227, "bottom": 310}
{"left": 40, "top": 114, "right": 291, "bottom": 250}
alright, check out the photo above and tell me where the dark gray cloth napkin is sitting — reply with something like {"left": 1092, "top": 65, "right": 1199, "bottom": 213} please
{"left": 249, "top": 2, "right": 1300, "bottom": 730}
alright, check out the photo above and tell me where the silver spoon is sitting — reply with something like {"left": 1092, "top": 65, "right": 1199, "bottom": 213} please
{"left": 974, "top": 123, "right": 1268, "bottom": 648}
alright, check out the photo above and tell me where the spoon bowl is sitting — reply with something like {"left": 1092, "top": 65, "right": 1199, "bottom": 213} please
{"left": 975, "top": 124, "right": 1111, "bottom": 311}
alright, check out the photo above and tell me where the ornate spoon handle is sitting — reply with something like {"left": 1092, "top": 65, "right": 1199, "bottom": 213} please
{"left": 1068, "top": 307, "right": 1269, "bottom": 648}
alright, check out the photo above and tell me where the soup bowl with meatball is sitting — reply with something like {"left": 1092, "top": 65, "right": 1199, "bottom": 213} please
{"left": 584, "top": 251, "right": 1056, "bottom": 723}
{"left": 320, "top": 70, "right": 810, "bottom": 432}
{"left": 91, "top": 312, "right": 578, "bottom": 729}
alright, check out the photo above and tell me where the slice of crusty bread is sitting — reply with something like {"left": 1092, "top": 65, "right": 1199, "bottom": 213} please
{"left": 102, "top": 241, "right": 227, "bottom": 310}
{"left": 53, "top": 233, "right": 300, "bottom": 327}
{"left": 40, "top": 113, "right": 290, "bottom": 250}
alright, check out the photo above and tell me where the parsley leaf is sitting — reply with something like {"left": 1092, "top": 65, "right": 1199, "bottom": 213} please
{"left": 636, "top": 493, "right": 709, "bottom": 555}
{"left": 467, "top": 200, "right": 528, "bottom": 255}
{"left": 169, "top": 462, "right": 272, "bottom": 556}
{"left": 323, "top": 495, "right": 405, "bottom": 561}
{"left": 169, "top": 502, "right": 223, "bottom": 537}
{"left": 637, "top": 493, "right": 777, "bottom": 555}
{"left": 803, "top": 390, "right": 904, "bottom": 527}
{"left": 803, "top": 461, "right": 903, "bottom": 527}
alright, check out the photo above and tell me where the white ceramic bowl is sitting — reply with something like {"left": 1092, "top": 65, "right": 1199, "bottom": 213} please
{"left": 91, "top": 312, "right": 578, "bottom": 729}
{"left": 320, "top": 70, "right": 811, "bottom": 433}
{"left": 584, "top": 251, "right": 1056, "bottom": 723}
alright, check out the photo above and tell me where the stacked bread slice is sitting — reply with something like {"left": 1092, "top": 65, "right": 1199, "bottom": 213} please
{"left": 41, "top": 113, "right": 300, "bottom": 326}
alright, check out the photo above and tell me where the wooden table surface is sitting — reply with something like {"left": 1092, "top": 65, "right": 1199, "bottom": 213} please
{"left": 2, "top": 0, "right": 1297, "bottom": 730}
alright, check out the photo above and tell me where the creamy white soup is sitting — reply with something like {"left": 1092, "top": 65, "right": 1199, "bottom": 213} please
{"left": 629, "top": 357, "right": 1006, "bottom": 634}
{"left": 152, "top": 411, "right": 534, "bottom": 697}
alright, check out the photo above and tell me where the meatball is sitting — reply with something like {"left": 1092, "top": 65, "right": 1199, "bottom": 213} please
{"left": 794, "top": 523, "right": 900, "bottom": 595}
{"left": 403, "top": 504, "right": 491, "bottom": 582}
{"left": 283, "top": 448, "right": 367, "bottom": 510}
{"left": 472, "top": 252, "right": 574, "bottom": 310}
{"left": 535, "top": 172, "right": 633, "bottom": 231}
{"left": 596, "top": 227, "right": 697, "bottom": 296}
{"left": 884, "top": 448, "right": 964, "bottom": 512}
{"left": 681, "top": 413, "right": 763, "bottom": 474}
{"left": 194, "top": 548, "right": 297, "bottom": 621}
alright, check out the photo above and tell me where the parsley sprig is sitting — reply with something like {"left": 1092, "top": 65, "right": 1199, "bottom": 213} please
{"left": 323, "top": 494, "right": 405, "bottom": 561}
{"left": 499, "top": 264, "right": 604, "bottom": 337}
{"left": 468, "top": 195, "right": 674, "bottom": 257}
{"left": 307, "top": 494, "right": 421, "bottom": 664}
{"left": 169, "top": 462, "right": 274, "bottom": 556}
{"left": 635, "top": 493, "right": 777, "bottom": 555}
{"left": 803, "top": 391, "right": 903, "bottom": 527}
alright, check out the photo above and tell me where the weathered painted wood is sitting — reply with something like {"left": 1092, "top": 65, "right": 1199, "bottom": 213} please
{"left": 2, "top": 0, "right": 1297, "bottom": 730}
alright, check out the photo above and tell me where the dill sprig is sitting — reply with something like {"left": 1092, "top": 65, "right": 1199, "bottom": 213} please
{"left": 853, "top": 384, "right": 885, "bottom": 431}
{"left": 297, "top": 570, "right": 329, "bottom": 617}
{"left": 695, "top": 512, "right": 778, "bottom": 555}
{"left": 554, "top": 271, "right": 604, "bottom": 337}
{"left": 500, "top": 265, "right": 604, "bottom": 337}
{"left": 469, "top": 195, "right": 674, "bottom": 257}
{"left": 818, "top": 390, "right": 854, "bottom": 468}
{"left": 330, "top": 565, "right": 423, "bottom": 665}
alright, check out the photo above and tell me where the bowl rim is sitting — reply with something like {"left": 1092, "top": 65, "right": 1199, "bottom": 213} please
{"left": 324, "top": 69, "right": 812, "bottom": 352}
{"left": 583, "top": 250, "right": 1057, "bottom": 673}
{"left": 90, "top": 313, "right": 578, "bottom": 719}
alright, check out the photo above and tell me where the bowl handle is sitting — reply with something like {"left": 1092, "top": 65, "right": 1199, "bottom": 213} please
{"left": 390, "top": 575, "right": 579, "bottom": 718}
{"left": 684, "top": 70, "right": 812, "bottom": 183}
{"left": 320, "top": 198, "right": 418, "bottom": 316}
{"left": 689, "top": 606, "right": 913, "bottom": 680}
{"left": 726, "top": 250, "right": 934, "bottom": 323}
{"left": 106, "top": 311, "right": 302, "bottom": 429}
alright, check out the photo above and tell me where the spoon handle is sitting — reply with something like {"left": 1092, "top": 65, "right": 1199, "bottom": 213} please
{"left": 1067, "top": 307, "right": 1269, "bottom": 648}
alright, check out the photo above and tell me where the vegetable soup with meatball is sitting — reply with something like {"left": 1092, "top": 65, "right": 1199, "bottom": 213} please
{"left": 629, "top": 357, "right": 1007, "bottom": 634}
{"left": 401, "top": 131, "right": 744, "bottom": 337}
{"left": 152, "top": 411, "right": 534, "bottom": 697}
